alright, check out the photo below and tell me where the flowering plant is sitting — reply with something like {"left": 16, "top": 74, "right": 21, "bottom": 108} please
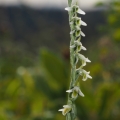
{"left": 59, "top": 0, "right": 92, "bottom": 119}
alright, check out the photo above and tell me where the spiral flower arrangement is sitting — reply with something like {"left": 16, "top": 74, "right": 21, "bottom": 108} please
{"left": 58, "top": 0, "right": 92, "bottom": 119}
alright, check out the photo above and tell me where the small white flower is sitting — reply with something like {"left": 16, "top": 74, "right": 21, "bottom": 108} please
{"left": 66, "top": 86, "right": 84, "bottom": 98}
{"left": 81, "top": 45, "right": 87, "bottom": 51}
{"left": 70, "top": 44, "right": 76, "bottom": 49}
{"left": 70, "top": 30, "right": 75, "bottom": 35}
{"left": 58, "top": 105, "right": 72, "bottom": 116}
{"left": 65, "top": 5, "right": 85, "bottom": 15}
{"left": 77, "top": 54, "right": 91, "bottom": 66}
{"left": 72, "top": 5, "right": 85, "bottom": 15}
{"left": 70, "top": 29, "right": 80, "bottom": 37}
{"left": 70, "top": 28, "right": 85, "bottom": 37}
{"left": 74, "top": 41, "right": 87, "bottom": 51}
{"left": 70, "top": 28, "right": 85, "bottom": 38}
{"left": 70, "top": 17, "right": 87, "bottom": 27}
{"left": 80, "top": 69, "right": 92, "bottom": 81}
{"left": 70, "top": 41, "right": 86, "bottom": 52}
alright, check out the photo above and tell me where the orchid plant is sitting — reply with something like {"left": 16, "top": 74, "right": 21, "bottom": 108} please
{"left": 58, "top": 0, "right": 92, "bottom": 119}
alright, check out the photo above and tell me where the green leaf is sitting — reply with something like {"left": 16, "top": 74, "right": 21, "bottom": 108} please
{"left": 40, "top": 48, "right": 70, "bottom": 91}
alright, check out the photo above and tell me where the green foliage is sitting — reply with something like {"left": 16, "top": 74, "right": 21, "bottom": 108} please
{"left": 0, "top": 48, "right": 70, "bottom": 120}
{"left": 98, "top": 0, "right": 120, "bottom": 42}
{"left": 0, "top": 45, "right": 120, "bottom": 119}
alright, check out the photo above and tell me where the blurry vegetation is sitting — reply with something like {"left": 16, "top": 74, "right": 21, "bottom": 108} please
{"left": 0, "top": 0, "right": 120, "bottom": 119}
{"left": 107, "top": 1, "right": 120, "bottom": 42}
{"left": 97, "top": 0, "right": 120, "bottom": 42}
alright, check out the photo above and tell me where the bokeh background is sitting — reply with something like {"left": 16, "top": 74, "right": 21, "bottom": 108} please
{"left": 0, "top": 0, "right": 120, "bottom": 120}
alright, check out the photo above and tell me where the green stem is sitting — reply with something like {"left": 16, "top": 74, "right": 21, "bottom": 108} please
{"left": 66, "top": 1, "right": 77, "bottom": 120}
{"left": 68, "top": 0, "right": 72, "bottom": 7}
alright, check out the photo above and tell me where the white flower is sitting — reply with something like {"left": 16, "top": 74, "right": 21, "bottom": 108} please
{"left": 70, "top": 41, "right": 86, "bottom": 52}
{"left": 80, "top": 69, "right": 92, "bottom": 81}
{"left": 70, "top": 17, "right": 87, "bottom": 26}
{"left": 77, "top": 54, "right": 91, "bottom": 66}
{"left": 70, "top": 41, "right": 87, "bottom": 52}
{"left": 58, "top": 105, "right": 72, "bottom": 116}
{"left": 65, "top": 5, "right": 85, "bottom": 15}
{"left": 66, "top": 86, "right": 84, "bottom": 98}
{"left": 70, "top": 29, "right": 80, "bottom": 37}
{"left": 74, "top": 41, "right": 87, "bottom": 51}
{"left": 70, "top": 28, "right": 85, "bottom": 37}
{"left": 72, "top": 5, "right": 86, "bottom": 15}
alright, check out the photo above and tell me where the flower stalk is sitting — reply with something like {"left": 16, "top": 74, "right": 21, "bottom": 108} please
{"left": 59, "top": 0, "right": 92, "bottom": 119}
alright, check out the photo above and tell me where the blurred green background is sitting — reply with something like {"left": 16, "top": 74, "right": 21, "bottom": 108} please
{"left": 0, "top": 0, "right": 120, "bottom": 120}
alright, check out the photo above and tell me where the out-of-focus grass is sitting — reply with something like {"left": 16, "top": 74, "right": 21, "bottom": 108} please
{"left": 0, "top": 44, "right": 120, "bottom": 120}
{"left": 0, "top": 0, "right": 120, "bottom": 119}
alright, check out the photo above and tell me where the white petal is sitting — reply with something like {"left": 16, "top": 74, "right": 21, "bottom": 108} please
{"left": 82, "top": 78, "right": 87, "bottom": 81}
{"left": 82, "top": 60, "right": 86, "bottom": 66}
{"left": 62, "top": 106, "right": 71, "bottom": 116}
{"left": 65, "top": 7, "right": 72, "bottom": 11}
{"left": 77, "top": 8, "right": 86, "bottom": 15}
{"left": 58, "top": 109, "right": 64, "bottom": 111}
{"left": 63, "top": 105, "right": 70, "bottom": 108}
{"left": 70, "top": 45, "right": 75, "bottom": 49}
{"left": 73, "top": 86, "right": 79, "bottom": 91}
{"left": 86, "top": 58, "right": 91, "bottom": 63}
{"left": 70, "top": 30, "right": 75, "bottom": 34}
{"left": 74, "top": 41, "right": 81, "bottom": 47}
{"left": 78, "top": 90, "right": 84, "bottom": 97}
{"left": 81, "top": 46, "right": 87, "bottom": 50}
{"left": 76, "top": 26, "right": 80, "bottom": 29}
{"left": 75, "top": 42, "right": 87, "bottom": 51}
{"left": 66, "top": 89, "right": 73, "bottom": 93}
{"left": 87, "top": 71, "right": 90, "bottom": 74}
{"left": 78, "top": 54, "right": 85, "bottom": 60}
{"left": 80, "top": 31, "right": 85, "bottom": 37}
{"left": 87, "top": 74, "right": 92, "bottom": 79}
{"left": 70, "top": 21, "right": 73, "bottom": 25}
{"left": 81, "top": 20, "right": 87, "bottom": 26}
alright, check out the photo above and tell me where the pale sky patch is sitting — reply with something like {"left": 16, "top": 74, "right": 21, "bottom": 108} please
{"left": 0, "top": 0, "right": 106, "bottom": 9}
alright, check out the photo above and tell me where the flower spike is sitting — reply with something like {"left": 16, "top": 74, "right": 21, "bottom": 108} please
{"left": 60, "top": 0, "right": 92, "bottom": 119}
